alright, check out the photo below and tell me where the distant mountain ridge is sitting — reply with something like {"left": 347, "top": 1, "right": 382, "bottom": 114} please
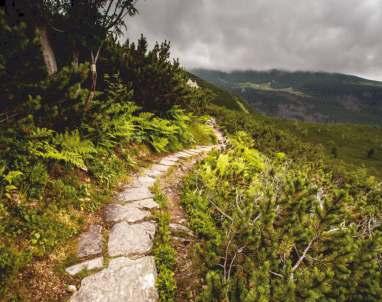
{"left": 191, "top": 68, "right": 382, "bottom": 124}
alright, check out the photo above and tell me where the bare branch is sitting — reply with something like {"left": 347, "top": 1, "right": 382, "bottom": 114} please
{"left": 291, "top": 236, "right": 317, "bottom": 272}
{"left": 209, "top": 199, "right": 233, "bottom": 221}
{"left": 270, "top": 271, "right": 284, "bottom": 278}
{"left": 227, "top": 246, "right": 245, "bottom": 281}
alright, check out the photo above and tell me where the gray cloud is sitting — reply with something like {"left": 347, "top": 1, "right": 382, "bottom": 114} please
{"left": 125, "top": 0, "right": 382, "bottom": 80}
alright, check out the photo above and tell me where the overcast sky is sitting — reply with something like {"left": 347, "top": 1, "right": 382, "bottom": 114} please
{"left": 125, "top": 0, "right": 382, "bottom": 81}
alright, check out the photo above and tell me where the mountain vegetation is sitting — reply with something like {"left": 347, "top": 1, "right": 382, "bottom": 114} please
{"left": 1, "top": 1, "right": 382, "bottom": 301}
{"left": 192, "top": 69, "right": 382, "bottom": 125}
{"left": 0, "top": 4, "right": 214, "bottom": 299}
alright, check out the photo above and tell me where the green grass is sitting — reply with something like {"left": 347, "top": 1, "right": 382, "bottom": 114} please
{"left": 276, "top": 120, "right": 382, "bottom": 179}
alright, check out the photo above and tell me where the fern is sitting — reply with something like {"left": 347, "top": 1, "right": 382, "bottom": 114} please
{"left": 28, "top": 129, "right": 95, "bottom": 170}
{"left": 150, "top": 136, "right": 169, "bottom": 153}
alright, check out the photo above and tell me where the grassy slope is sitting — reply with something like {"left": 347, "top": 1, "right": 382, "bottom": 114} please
{"left": 186, "top": 71, "right": 250, "bottom": 112}
{"left": 275, "top": 119, "right": 382, "bottom": 179}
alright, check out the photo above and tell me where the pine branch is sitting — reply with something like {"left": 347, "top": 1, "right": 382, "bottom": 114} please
{"left": 291, "top": 235, "right": 317, "bottom": 272}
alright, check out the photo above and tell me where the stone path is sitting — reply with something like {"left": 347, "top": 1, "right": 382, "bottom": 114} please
{"left": 66, "top": 145, "right": 215, "bottom": 302}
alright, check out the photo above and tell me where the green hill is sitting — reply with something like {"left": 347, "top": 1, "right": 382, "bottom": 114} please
{"left": 192, "top": 69, "right": 382, "bottom": 125}
{"left": 186, "top": 71, "right": 250, "bottom": 112}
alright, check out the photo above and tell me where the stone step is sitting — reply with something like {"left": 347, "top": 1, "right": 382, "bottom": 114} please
{"left": 77, "top": 225, "right": 103, "bottom": 258}
{"left": 65, "top": 257, "right": 104, "bottom": 276}
{"left": 108, "top": 221, "right": 156, "bottom": 257}
{"left": 117, "top": 186, "right": 154, "bottom": 202}
{"left": 70, "top": 256, "right": 158, "bottom": 302}
{"left": 105, "top": 204, "right": 150, "bottom": 223}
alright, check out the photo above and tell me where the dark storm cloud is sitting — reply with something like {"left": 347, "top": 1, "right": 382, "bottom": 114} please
{"left": 125, "top": 0, "right": 382, "bottom": 80}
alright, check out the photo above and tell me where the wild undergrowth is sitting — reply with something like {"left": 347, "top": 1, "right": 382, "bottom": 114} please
{"left": 0, "top": 65, "right": 214, "bottom": 297}
{"left": 182, "top": 129, "right": 382, "bottom": 301}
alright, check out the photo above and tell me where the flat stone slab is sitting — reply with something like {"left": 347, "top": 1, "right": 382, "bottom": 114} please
{"left": 77, "top": 225, "right": 103, "bottom": 258}
{"left": 108, "top": 221, "right": 156, "bottom": 257}
{"left": 70, "top": 256, "right": 158, "bottom": 302}
{"left": 163, "top": 155, "right": 180, "bottom": 162}
{"left": 129, "top": 198, "right": 159, "bottom": 210}
{"left": 182, "top": 150, "right": 199, "bottom": 156}
{"left": 105, "top": 204, "right": 150, "bottom": 223}
{"left": 146, "top": 164, "right": 170, "bottom": 177}
{"left": 117, "top": 187, "right": 153, "bottom": 202}
{"left": 66, "top": 257, "right": 104, "bottom": 276}
{"left": 173, "top": 151, "right": 190, "bottom": 158}
{"left": 149, "top": 164, "right": 170, "bottom": 173}
{"left": 159, "top": 158, "right": 179, "bottom": 166}
{"left": 135, "top": 175, "right": 157, "bottom": 187}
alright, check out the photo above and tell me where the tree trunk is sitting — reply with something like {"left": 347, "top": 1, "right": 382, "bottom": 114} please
{"left": 84, "top": 63, "right": 97, "bottom": 112}
{"left": 36, "top": 26, "right": 58, "bottom": 76}
{"left": 72, "top": 50, "right": 79, "bottom": 68}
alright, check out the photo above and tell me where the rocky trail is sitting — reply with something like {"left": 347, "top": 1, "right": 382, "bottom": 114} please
{"left": 64, "top": 126, "right": 225, "bottom": 301}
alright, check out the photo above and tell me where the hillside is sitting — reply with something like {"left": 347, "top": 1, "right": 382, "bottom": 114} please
{"left": 186, "top": 72, "right": 250, "bottom": 113}
{"left": 189, "top": 72, "right": 382, "bottom": 180}
{"left": 192, "top": 69, "right": 382, "bottom": 125}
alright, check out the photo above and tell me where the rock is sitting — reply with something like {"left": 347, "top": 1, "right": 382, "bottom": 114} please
{"left": 164, "top": 155, "right": 180, "bottom": 162}
{"left": 182, "top": 150, "right": 199, "bottom": 156}
{"left": 128, "top": 175, "right": 156, "bottom": 189}
{"left": 148, "top": 164, "right": 169, "bottom": 175}
{"left": 70, "top": 256, "right": 158, "bottom": 302}
{"left": 159, "top": 158, "right": 179, "bottom": 166}
{"left": 129, "top": 198, "right": 159, "bottom": 210}
{"left": 108, "top": 221, "right": 156, "bottom": 257}
{"left": 67, "top": 285, "right": 77, "bottom": 293}
{"left": 172, "top": 236, "right": 191, "bottom": 244}
{"left": 105, "top": 204, "right": 150, "bottom": 223}
{"left": 65, "top": 257, "right": 104, "bottom": 276}
{"left": 77, "top": 225, "right": 103, "bottom": 258}
{"left": 173, "top": 151, "right": 190, "bottom": 158}
{"left": 169, "top": 223, "right": 194, "bottom": 237}
{"left": 117, "top": 186, "right": 153, "bottom": 202}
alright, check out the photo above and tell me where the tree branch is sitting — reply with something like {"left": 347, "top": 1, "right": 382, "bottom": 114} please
{"left": 209, "top": 199, "right": 233, "bottom": 221}
{"left": 291, "top": 236, "right": 317, "bottom": 272}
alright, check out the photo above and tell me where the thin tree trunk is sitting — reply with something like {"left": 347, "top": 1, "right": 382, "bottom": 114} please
{"left": 36, "top": 26, "right": 58, "bottom": 75}
{"left": 85, "top": 62, "right": 97, "bottom": 111}
{"left": 72, "top": 47, "right": 79, "bottom": 68}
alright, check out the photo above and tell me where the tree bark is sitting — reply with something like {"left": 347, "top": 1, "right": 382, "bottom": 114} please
{"left": 36, "top": 26, "right": 58, "bottom": 75}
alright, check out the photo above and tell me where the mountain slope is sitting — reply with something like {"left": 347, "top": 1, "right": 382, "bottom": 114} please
{"left": 186, "top": 71, "right": 250, "bottom": 112}
{"left": 192, "top": 69, "right": 382, "bottom": 124}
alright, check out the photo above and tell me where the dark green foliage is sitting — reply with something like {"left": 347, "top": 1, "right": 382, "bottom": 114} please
{"left": 182, "top": 131, "right": 382, "bottom": 301}
{"left": 368, "top": 148, "right": 375, "bottom": 159}
{"left": 0, "top": 9, "right": 46, "bottom": 113}
{"left": 104, "top": 35, "right": 213, "bottom": 112}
